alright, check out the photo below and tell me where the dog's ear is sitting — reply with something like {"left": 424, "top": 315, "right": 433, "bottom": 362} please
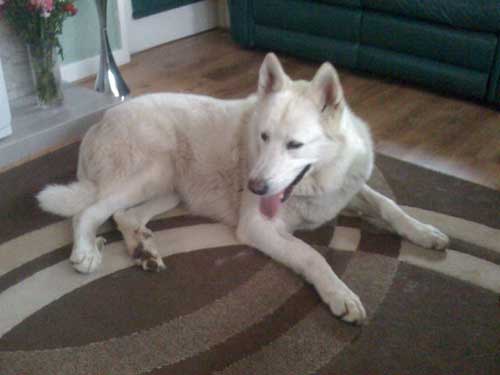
{"left": 309, "top": 62, "right": 344, "bottom": 112}
{"left": 258, "top": 53, "right": 289, "bottom": 95}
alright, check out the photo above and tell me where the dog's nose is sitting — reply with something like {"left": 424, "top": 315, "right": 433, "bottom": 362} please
{"left": 248, "top": 179, "right": 269, "bottom": 195}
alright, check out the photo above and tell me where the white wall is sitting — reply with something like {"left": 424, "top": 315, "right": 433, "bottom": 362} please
{"left": 61, "top": 0, "right": 220, "bottom": 81}
{"left": 2, "top": 0, "right": 223, "bottom": 86}
{"left": 60, "top": 0, "right": 128, "bottom": 82}
{"left": 124, "top": 0, "right": 218, "bottom": 54}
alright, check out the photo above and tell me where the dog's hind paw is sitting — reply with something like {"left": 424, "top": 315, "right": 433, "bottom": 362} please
{"left": 132, "top": 242, "right": 166, "bottom": 272}
{"left": 70, "top": 239, "right": 103, "bottom": 274}
{"left": 141, "top": 255, "right": 166, "bottom": 272}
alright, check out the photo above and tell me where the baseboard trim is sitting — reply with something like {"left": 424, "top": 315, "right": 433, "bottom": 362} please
{"left": 60, "top": 48, "right": 131, "bottom": 82}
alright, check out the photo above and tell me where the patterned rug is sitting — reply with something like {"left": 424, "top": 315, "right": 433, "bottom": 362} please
{"left": 0, "top": 143, "right": 499, "bottom": 375}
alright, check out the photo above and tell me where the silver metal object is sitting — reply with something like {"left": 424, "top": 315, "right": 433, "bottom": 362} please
{"left": 94, "top": 0, "right": 130, "bottom": 99}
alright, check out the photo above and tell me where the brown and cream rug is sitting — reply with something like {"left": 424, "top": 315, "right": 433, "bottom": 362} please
{"left": 0, "top": 144, "right": 499, "bottom": 375}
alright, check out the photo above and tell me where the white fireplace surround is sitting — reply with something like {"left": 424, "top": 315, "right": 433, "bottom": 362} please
{"left": 0, "top": 58, "right": 12, "bottom": 141}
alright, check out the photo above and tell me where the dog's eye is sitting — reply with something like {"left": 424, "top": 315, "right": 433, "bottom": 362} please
{"left": 286, "top": 141, "right": 304, "bottom": 150}
{"left": 260, "top": 132, "right": 269, "bottom": 142}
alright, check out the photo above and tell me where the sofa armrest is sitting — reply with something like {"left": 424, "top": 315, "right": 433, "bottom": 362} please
{"left": 228, "top": 0, "right": 255, "bottom": 47}
{"left": 487, "top": 36, "right": 500, "bottom": 104}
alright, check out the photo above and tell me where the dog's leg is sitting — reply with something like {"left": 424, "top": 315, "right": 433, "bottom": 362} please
{"left": 351, "top": 184, "right": 449, "bottom": 249}
{"left": 114, "top": 194, "right": 180, "bottom": 272}
{"left": 71, "top": 165, "right": 172, "bottom": 274}
{"left": 237, "top": 207, "right": 366, "bottom": 324}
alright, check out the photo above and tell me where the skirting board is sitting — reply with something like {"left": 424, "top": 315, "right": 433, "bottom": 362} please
{"left": 60, "top": 48, "right": 131, "bottom": 83}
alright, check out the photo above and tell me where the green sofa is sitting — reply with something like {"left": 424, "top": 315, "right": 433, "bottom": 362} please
{"left": 229, "top": 0, "right": 500, "bottom": 105}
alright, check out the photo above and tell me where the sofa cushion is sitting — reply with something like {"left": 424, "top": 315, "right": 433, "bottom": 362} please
{"left": 362, "top": 0, "right": 500, "bottom": 33}
{"left": 361, "top": 12, "right": 498, "bottom": 72}
{"left": 254, "top": 0, "right": 362, "bottom": 42}
{"left": 487, "top": 41, "right": 500, "bottom": 103}
{"left": 318, "top": 0, "right": 361, "bottom": 8}
{"left": 254, "top": 25, "right": 359, "bottom": 68}
{"left": 358, "top": 46, "right": 489, "bottom": 100}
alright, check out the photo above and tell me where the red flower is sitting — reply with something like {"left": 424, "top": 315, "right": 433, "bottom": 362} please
{"left": 63, "top": 2, "right": 77, "bottom": 16}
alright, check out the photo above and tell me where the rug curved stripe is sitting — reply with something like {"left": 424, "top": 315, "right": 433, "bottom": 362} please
{"left": 331, "top": 216, "right": 500, "bottom": 292}
{"left": 215, "top": 253, "right": 398, "bottom": 375}
{"left": 0, "top": 207, "right": 190, "bottom": 278}
{"left": 329, "top": 226, "right": 402, "bottom": 259}
{"left": 329, "top": 226, "right": 361, "bottom": 252}
{"left": 449, "top": 237, "right": 500, "bottom": 266}
{"left": 0, "top": 257, "right": 308, "bottom": 375}
{"left": 145, "top": 286, "right": 321, "bottom": 375}
{"left": 333, "top": 211, "right": 500, "bottom": 267}
{"left": 0, "top": 215, "right": 214, "bottom": 294}
{"left": 0, "top": 223, "right": 240, "bottom": 338}
{"left": 216, "top": 307, "right": 346, "bottom": 375}
{"left": 399, "top": 242, "right": 500, "bottom": 293}
{"left": 401, "top": 206, "right": 500, "bottom": 252}
{"left": 0, "top": 220, "right": 73, "bottom": 277}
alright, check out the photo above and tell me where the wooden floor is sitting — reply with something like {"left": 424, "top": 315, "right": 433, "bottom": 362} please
{"left": 82, "top": 30, "right": 500, "bottom": 190}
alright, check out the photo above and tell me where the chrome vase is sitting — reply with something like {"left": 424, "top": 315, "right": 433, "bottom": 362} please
{"left": 94, "top": 0, "right": 130, "bottom": 99}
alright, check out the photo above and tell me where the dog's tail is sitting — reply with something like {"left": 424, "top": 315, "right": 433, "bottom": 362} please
{"left": 37, "top": 180, "right": 97, "bottom": 217}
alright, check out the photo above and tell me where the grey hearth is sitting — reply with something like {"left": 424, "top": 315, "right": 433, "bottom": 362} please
{"left": 0, "top": 84, "right": 120, "bottom": 171}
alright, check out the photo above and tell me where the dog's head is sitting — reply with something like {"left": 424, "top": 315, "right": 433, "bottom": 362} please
{"left": 247, "top": 53, "right": 346, "bottom": 217}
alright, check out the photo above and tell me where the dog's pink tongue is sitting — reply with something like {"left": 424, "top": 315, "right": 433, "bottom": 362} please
{"left": 259, "top": 191, "right": 284, "bottom": 219}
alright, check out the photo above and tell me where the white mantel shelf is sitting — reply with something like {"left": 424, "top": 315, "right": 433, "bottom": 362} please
{"left": 0, "top": 83, "right": 122, "bottom": 171}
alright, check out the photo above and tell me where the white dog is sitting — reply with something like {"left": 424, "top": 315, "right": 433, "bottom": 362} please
{"left": 38, "top": 53, "right": 448, "bottom": 323}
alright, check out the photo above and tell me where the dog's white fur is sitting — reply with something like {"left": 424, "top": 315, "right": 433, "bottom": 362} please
{"left": 38, "top": 54, "right": 449, "bottom": 323}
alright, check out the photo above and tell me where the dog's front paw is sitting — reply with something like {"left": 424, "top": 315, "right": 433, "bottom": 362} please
{"left": 410, "top": 224, "right": 449, "bottom": 250}
{"left": 70, "top": 237, "right": 104, "bottom": 274}
{"left": 325, "top": 288, "right": 366, "bottom": 324}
